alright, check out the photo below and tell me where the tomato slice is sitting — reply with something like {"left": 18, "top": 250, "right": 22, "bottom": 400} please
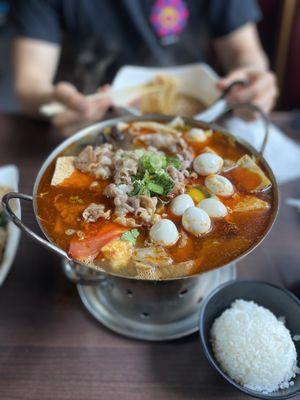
{"left": 69, "top": 222, "right": 127, "bottom": 260}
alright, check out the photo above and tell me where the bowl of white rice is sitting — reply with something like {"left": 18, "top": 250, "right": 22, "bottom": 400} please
{"left": 199, "top": 280, "right": 300, "bottom": 399}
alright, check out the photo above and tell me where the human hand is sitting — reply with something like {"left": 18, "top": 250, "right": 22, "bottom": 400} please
{"left": 217, "top": 67, "right": 278, "bottom": 118}
{"left": 51, "top": 82, "right": 112, "bottom": 136}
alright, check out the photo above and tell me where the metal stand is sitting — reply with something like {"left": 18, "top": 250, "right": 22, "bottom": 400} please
{"left": 62, "top": 260, "right": 236, "bottom": 341}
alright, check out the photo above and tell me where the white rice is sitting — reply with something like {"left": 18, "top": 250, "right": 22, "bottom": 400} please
{"left": 211, "top": 299, "right": 299, "bottom": 393}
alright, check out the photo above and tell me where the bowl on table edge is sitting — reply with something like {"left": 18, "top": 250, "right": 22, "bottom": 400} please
{"left": 199, "top": 279, "right": 300, "bottom": 399}
{"left": 0, "top": 164, "right": 20, "bottom": 285}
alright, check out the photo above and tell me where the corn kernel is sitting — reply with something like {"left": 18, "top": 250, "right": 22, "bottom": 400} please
{"left": 187, "top": 188, "right": 205, "bottom": 204}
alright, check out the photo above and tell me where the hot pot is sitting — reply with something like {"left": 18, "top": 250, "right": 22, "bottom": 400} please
{"left": 2, "top": 103, "right": 279, "bottom": 341}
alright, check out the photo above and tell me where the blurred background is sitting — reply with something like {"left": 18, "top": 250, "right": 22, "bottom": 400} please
{"left": 0, "top": 0, "right": 299, "bottom": 113}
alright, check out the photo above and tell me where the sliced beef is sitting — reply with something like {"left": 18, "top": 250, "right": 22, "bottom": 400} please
{"left": 133, "top": 196, "right": 159, "bottom": 225}
{"left": 82, "top": 203, "right": 111, "bottom": 223}
{"left": 113, "top": 216, "right": 140, "bottom": 228}
{"left": 103, "top": 183, "right": 133, "bottom": 216}
{"left": 135, "top": 133, "right": 180, "bottom": 153}
{"left": 177, "top": 145, "right": 194, "bottom": 171}
{"left": 75, "top": 144, "right": 114, "bottom": 179}
{"left": 166, "top": 165, "right": 186, "bottom": 197}
{"left": 112, "top": 149, "right": 139, "bottom": 185}
{"left": 104, "top": 183, "right": 159, "bottom": 226}
{"left": 75, "top": 130, "right": 193, "bottom": 227}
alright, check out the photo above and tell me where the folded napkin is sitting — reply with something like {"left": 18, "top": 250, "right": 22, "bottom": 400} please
{"left": 224, "top": 118, "right": 300, "bottom": 184}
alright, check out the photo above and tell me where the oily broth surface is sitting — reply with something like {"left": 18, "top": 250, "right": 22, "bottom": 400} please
{"left": 36, "top": 124, "right": 274, "bottom": 277}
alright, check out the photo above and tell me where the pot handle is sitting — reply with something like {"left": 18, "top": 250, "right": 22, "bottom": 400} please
{"left": 2, "top": 192, "right": 70, "bottom": 260}
{"left": 219, "top": 80, "right": 247, "bottom": 99}
{"left": 211, "top": 102, "right": 269, "bottom": 155}
{"left": 193, "top": 80, "right": 247, "bottom": 124}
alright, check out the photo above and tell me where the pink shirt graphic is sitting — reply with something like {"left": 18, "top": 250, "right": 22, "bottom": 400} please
{"left": 150, "top": 0, "right": 189, "bottom": 39}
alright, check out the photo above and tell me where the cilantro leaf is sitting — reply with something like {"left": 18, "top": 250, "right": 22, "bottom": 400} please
{"left": 130, "top": 170, "right": 151, "bottom": 196}
{"left": 147, "top": 182, "right": 164, "bottom": 195}
{"left": 155, "top": 170, "right": 174, "bottom": 195}
{"left": 130, "top": 180, "right": 143, "bottom": 196}
{"left": 131, "top": 180, "right": 151, "bottom": 197}
{"left": 130, "top": 150, "right": 178, "bottom": 197}
{"left": 166, "top": 156, "right": 181, "bottom": 169}
{"left": 130, "top": 170, "right": 173, "bottom": 197}
{"left": 120, "top": 229, "right": 140, "bottom": 245}
{"left": 140, "top": 152, "right": 167, "bottom": 172}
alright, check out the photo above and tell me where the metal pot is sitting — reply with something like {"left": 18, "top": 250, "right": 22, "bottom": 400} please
{"left": 2, "top": 103, "right": 279, "bottom": 340}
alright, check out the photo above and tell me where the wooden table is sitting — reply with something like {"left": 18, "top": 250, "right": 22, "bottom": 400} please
{"left": 0, "top": 113, "right": 299, "bottom": 400}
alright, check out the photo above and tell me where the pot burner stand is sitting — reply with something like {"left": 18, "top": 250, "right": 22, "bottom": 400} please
{"left": 63, "top": 261, "right": 236, "bottom": 341}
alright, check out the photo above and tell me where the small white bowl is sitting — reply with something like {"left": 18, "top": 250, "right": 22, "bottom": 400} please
{"left": 0, "top": 165, "right": 20, "bottom": 285}
{"left": 111, "top": 63, "right": 222, "bottom": 121}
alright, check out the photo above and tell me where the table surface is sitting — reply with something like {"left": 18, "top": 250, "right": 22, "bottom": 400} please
{"left": 0, "top": 113, "right": 300, "bottom": 400}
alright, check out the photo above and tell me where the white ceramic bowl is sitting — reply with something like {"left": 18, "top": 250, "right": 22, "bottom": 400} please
{"left": 111, "top": 63, "right": 225, "bottom": 122}
{"left": 0, "top": 165, "right": 21, "bottom": 285}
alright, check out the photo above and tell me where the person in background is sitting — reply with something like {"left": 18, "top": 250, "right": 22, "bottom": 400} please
{"left": 0, "top": 0, "right": 8, "bottom": 27}
{"left": 11, "top": 0, "right": 278, "bottom": 136}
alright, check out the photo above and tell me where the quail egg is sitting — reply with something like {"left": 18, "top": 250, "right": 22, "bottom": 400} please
{"left": 150, "top": 219, "right": 179, "bottom": 246}
{"left": 182, "top": 206, "right": 211, "bottom": 237}
{"left": 187, "top": 128, "right": 207, "bottom": 142}
{"left": 170, "top": 194, "right": 194, "bottom": 216}
{"left": 193, "top": 153, "right": 223, "bottom": 176}
{"left": 198, "top": 198, "right": 228, "bottom": 218}
{"left": 205, "top": 174, "right": 234, "bottom": 197}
